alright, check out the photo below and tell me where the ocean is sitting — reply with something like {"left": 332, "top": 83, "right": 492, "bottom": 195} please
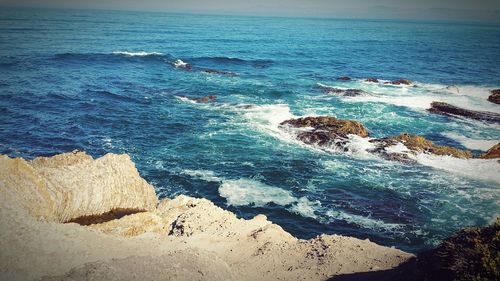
{"left": 1, "top": 8, "right": 499, "bottom": 252}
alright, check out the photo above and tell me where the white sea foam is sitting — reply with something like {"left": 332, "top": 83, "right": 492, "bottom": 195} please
{"left": 173, "top": 59, "right": 189, "bottom": 68}
{"left": 290, "top": 197, "right": 321, "bottom": 219}
{"left": 112, "top": 51, "right": 163, "bottom": 56}
{"left": 182, "top": 170, "right": 320, "bottom": 219}
{"left": 219, "top": 178, "right": 296, "bottom": 207}
{"left": 342, "top": 80, "right": 500, "bottom": 113}
{"left": 411, "top": 153, "right": 500, "bottom": 184}
{"left": 238, "top": 104, "right": 300, "bottom": 143}
{"left": 442, "top": 132, "right": 498, "bottom": 151}
{"left": 175, "top": 95, "right": 197, "bottom": 104}
{"left": 326, "top": 209, "right": 403, "bottom": 232}
{"left": 181, "top": 169, "right": 222, "bottom": 182}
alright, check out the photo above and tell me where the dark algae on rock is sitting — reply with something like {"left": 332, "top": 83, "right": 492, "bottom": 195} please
{"left": 415, "top": 219, "right": 500, "bottom": 281}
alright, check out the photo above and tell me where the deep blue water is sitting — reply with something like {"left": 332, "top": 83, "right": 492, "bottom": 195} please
{"left": 1, "top": 8, "right": 500, "bottom": 252}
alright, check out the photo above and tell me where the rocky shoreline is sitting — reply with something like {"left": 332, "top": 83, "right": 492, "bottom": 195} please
{"left": 0, "top": 151, "right": 412, "bottom": 281}
{"left": 1, "top": 151, "right": 498, "bottom": 280}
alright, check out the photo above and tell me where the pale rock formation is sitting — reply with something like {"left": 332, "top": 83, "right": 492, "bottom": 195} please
{"left": 0, "top": 152, "right": 414, "bottom": 281}
{"left": 0, "top": 151, "right": 157, "bottom": 222}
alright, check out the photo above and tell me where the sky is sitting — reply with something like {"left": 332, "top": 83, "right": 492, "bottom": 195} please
{"left": 1, "top": 0, "right": 499, "bottom": 22}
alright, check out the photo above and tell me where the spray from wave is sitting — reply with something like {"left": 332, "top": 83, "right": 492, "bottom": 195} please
{"left": 112, "top": 51, "right": 164, "bottom": 57}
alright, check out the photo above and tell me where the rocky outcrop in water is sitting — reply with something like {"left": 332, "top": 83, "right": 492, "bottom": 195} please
{"left": 428, "top": 101, "right": 500, "bottom": 124}
{"left": 385, "top": 79, "right": 412, "bottom": 85}
{"left": 479, "top": 143, "right": 500, "bottom": 159}
{"left": 316, "top": 84, "right": 366, "bottom": 96}
{"left": 192, "top": 95, "right": 217, "bottom": 103}
{"left": 280, "top": 116, "right": 369, "bottom": 147}
{"left": 488, "top": 89, "right": 500, "bottom": 105}
{"left": 0, "top": 152, "right": 412, "bottom": 281}
{"left": 365, "top": 77, "right": 379, "bottom": 83}
{"left": 280, "top": 117, "right": 474, "bottom": 161}
{"left": 202, "top": 69, "right": 237, "bottom": 76}
{"left": 337, "top": 76, "right": 351, "bottom": 81}
{"left": 370, "top": 133, "right": 473, "bottom": 161}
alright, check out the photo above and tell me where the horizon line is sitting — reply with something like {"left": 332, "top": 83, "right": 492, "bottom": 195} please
{"left": 1, "top": 4, "right": 500, "bottom": 25}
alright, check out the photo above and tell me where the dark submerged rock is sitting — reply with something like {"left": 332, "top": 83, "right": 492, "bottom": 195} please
{"left": 385, "top": 79, "right": 412, "bottom": 85}
{"left": 487, "top": 89, "right": 500, "bottom": 104}
{"left": 192, "top": 95, "right": 217, "bottom": 103}
{"left": 428, "top": 101, "right": 500, "bottom": 124}
{"left": 316, "top": 84, "right": 366, "bottom": 96}
{"left": 202, "top": 69, "right": 237, "bottom": 76}
{"left": 178, "top": 95, "right": 217, "bottom": 103}
{"left": 365, "top": 77, "right": 379, "bottom": 83}
{"left": 337, "top": 76, "right": 351, "bottom": 81}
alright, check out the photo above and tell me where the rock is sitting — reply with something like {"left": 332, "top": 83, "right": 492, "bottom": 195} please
{"left": 385, "top": 79, "right": 412, "bottom": 85}
{"left": 280, "top": 116, "right": 369, "bottom": 146}
{"left": 415, "top": 219, "right": 500, "bottom": 281}
{"left": 192, "top": 95, "right": 217, "bottom": 103}
{"left": 0, "top": 152, "right": 414, "bottom": 281}
{"left": 370, "top": 133, "right": 472, "bottom": 159}
{"left": 478, "top": 143, "right": 500, "bottom": 159}
{"left": 487, "top": 89, "right": 500, "bottom": 104}
{"left": 0, "top": 152, "right": 157, "bottom": 222}
{"left": 337, "top": 76, "right": 351, "bottom": 81}
{"left": 365, "top": 78, "right": 379, "bottom": 83}
{"left": 428, "top": 101, "right": 500, "bottom": 124}
{"left": 316, "top": 84, "right": 366, "bottom": 96}
{"left": 202, "top": 69, "right": 237, "bottom": 76}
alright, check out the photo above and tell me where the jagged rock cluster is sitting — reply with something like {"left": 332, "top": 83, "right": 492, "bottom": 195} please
{"left": 279, "top": 116, "right": 498, "bottom": 162}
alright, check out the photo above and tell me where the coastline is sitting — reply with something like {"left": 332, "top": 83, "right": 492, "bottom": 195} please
{"left": 0, "top": 151, "right": 413, "bottom": 281}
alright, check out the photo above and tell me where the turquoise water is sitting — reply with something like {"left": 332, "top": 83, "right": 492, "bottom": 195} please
{"left": 1, "top": 8, "right": 499, "bottom": 252}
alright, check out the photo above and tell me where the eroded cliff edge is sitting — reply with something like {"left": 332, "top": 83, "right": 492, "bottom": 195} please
{"left": 0, "top": 151, "right": 412, "bottom": 281}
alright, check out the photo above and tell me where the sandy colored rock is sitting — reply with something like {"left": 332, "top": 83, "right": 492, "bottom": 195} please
{"left": 0, "top": 151, "right": 157, "bottom": 222}
{"left": 0, "top": 152, "right": 414, "bottom": 281}
{"left": 478, "top": 143, "right": 500, "bottom": 159}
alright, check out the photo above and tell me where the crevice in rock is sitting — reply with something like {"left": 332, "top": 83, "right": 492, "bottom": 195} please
{"left": 65, "top": 208, "right": 146, "bottom": 226}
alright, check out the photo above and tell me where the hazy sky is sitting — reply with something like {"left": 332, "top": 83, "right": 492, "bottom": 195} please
{"left": 1, "top": 0, "right": 500, "bottom": 22}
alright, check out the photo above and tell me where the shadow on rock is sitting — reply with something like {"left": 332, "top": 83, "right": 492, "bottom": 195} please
{"left": 328, "top": 258, "right": 418, "bottom": 281}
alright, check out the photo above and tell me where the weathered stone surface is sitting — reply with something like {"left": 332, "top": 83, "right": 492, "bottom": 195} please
{"left": 370, "top": 133, "right": 472, "bottom": 159}
{"left": 428, "top": 101, "right": 500, "bottom": 124}
{"left": 487, "top": 89, "right": 500, "bottom": 105}
{"left": 280, "top": 116, "right": 369, "bottom": 146}
{"left": 0, "top": 151, "right": 157, "bottom": 222}
{"left": 415, "top": 219, "right": 500, "bottom": 281}
{"left": 478, "top": 143, "right": 500, "bottom": 159}
{"left": 0, "top": 152, "right": 414, "bottom": 281}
